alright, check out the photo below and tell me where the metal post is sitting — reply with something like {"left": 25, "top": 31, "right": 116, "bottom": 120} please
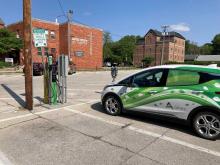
{"left": 64, "top": 56, "right": 68, "bottom": 103}
{"left": 58, "top": 56, "right": 61, "bottom": 103}
{"left": 61, "top": 55, "right": 65, "bottom": 104}
{"left": 67, "top": 10, "right": 73, "bottom": 61}
{"left": 160, "top": 25, "right": 169, "bottom": 65}
{"left": 23, "top": 0, "right": 33, "bottom": 110}
{"left": 48, "top": 56, "right": 52, "bottom": 105}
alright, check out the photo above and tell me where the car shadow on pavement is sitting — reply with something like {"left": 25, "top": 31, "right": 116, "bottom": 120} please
{"left": 1, "top": 84, "right": 26, "bottom": 107}
{"left": 91, "top": 102, "right": 197, "bottom": 137}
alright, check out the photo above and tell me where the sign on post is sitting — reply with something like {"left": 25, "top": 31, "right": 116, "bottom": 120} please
{"left": 33, "top": 29, "right": 48, "bottom": 103}
{"left": 5, "top": 58, "right": 14, "bottom": 64}
{"left": 33, "top": 29, "right": 47, "bottom": 47}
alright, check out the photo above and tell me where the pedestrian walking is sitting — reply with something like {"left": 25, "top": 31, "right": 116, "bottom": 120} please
{"left": 111, "top": 63, "right": 118, "bottom": 82}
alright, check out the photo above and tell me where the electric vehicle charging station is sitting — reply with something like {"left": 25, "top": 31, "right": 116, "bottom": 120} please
{"left": 46, "top": 54, "right": 68, "bottom": 105}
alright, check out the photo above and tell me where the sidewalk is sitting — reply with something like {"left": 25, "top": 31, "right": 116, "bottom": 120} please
{"left": 0, "top": 100, "right": 220, "bottom": 165}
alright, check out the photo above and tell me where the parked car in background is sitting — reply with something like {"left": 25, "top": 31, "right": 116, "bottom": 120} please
{"left": 33, "top": 63, "right": 44, "bottom": 76}
{"left": 101, "top": 65, "right": 220, "bottom": 140}
{"left": 23, "top": 62, "right": 44, "bottom": 76}
{"left": 104, "top": 62, "right": 112, "bottom": 67}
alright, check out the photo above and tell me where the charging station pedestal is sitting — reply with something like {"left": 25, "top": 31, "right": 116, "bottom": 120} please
{"left": 48, "top": 56, "right": 58, "bottom": 105}
{"left": 44, "top": 54, "right": 68, "bottom": 107}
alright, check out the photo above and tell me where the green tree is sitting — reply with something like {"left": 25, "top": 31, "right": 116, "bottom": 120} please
{"left": 103, "top": 33, "right": 141, "bottom": 65}
{"left": 185, "top": 40, "right": 200, "bottom": 55}
{"left": 142, "top": 56, "right": 154, "bottom": 67}
{"left": 200, "top": 43, "right": 213, "bottom": 55}
{"left": 111, "top": 35, "right": 140, "bottom": 66}
{"left": 103, "top": 31, "right": 113, "bottom": 61}
{"left": 212, "top": 34, "right": 220, "bottom": 54}
{"left": 103, "top": 31, "right": 112, "bottom": 44}
{"left": 0, "top": 28, "right": 22, "bottom": 54}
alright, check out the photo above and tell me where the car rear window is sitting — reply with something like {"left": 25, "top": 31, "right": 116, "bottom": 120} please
{"left": 166, "top": 70, "right": 200, "bottom": 86}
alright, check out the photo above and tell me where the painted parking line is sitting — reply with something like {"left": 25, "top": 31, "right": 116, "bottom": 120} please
{"left": 65, "top": 107, "right": 124, "bottom": 127}
{"left": 0, "top": 98, "right": 14, "bottom": 100}
{"left": 0, "top": 100, "right": 99, "bottom": 124}
{"left": 64, "top": 107, "right": 220, "bottom": 157}
{"left": 0, "top": 150, "right": 13, "bottom": 165}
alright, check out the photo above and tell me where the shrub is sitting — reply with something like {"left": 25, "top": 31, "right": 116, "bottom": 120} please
{"left": 0, "top": 61, "right": 12, "bottom": 68}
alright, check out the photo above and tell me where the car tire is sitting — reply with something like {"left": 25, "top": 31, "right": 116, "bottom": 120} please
{"left": 193, "top": 111, "right": 220, "bottom": 140}
{"left": 103, "top": 95, "right": 122, "bottom": 116}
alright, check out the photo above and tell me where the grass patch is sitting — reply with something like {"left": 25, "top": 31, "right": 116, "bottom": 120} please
{"left": 0, "top": 61, "right": 12, "bottom": 68}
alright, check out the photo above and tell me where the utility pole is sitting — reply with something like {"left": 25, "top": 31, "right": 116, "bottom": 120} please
{"left": 160, "top": 25, "right": 169, "bottom": 65}
{"left": 23, "top": 0, "right": 33, "bottom": 110}
{"left": 67, "top": 10, "right": 73, "bottom": 61}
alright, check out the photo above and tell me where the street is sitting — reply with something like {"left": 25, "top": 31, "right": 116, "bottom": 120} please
{"left": 0, "top": 70, "right": 220, "bottom": 165}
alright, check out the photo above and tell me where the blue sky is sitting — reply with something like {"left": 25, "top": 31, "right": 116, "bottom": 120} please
{"left": 0, "top": 0, "right": 220, "bottom": 45}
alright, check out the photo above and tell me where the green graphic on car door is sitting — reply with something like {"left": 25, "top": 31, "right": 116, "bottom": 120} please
{"left": 120, "top": 80, "right": 220, "bottom": 110}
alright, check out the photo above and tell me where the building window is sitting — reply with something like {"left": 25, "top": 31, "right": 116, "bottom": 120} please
{"left": 51, "top": 48, "right": 56, "bottom": 54}
{"left": 75, "top": 51, "right": 84, "bottom": 57}
{"left": 37, "top": 47, "right": 42, "bottom": 56}
{"left": 44, "top": 47, "right": 49, "bottom": 56}
{"left": 50, "top": 31, "right": 56, "bottom": 39}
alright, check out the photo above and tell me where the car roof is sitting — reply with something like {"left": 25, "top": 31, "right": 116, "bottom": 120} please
{"left": 140, "top": 64, "right": 220, "bottom": 74}
{"left": 116, "top": 64, "right": 220, "bottom": 84}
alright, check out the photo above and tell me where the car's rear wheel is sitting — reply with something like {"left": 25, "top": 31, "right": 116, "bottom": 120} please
{"left": 103, "top": 95, "right": 122, "bottom": 116}
{"left": 193, "top": 111, "right": 220, "bottom": 140}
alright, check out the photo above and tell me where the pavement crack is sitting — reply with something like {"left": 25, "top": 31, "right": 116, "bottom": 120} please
{"left": 0, "top": 117, "right": 40, "bottom": 130}
{"left": 121, "top": 123, "right": 132, "bottom": 129}
{"left": 120, "top": 128, "right": 170, "bottom": 165}
{"left": 31, "top": 112, "right": 103, "bottom": 140}
{"left": 100, "top": 138, "right": 135, "bottom": 154}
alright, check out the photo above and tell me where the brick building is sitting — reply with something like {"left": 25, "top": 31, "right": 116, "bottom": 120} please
{"left": 133, "top": 29, "right": 185, "bottom": 67}
{"left": 7, "top": 18, "right": 103, "bottom": 69}
{"left": 0, "top": 18, "right": 5, "bottom": 29}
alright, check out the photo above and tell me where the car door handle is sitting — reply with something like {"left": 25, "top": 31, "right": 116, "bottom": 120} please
{"left": 192, "top": 91, "right": 203, "bottom": 95}
{"left": 148, "top": 90, "right": 158, "bottom": 94}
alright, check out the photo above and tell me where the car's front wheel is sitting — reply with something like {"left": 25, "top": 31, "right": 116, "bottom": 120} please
{"left": 193, "top": 111, "right": 220, "bottom": 140}
{"left": 103, "top": 95, "right": 122, "bottom": 116}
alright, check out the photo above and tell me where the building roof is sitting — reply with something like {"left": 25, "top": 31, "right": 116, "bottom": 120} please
{"left": 145, "top": 29, "right": 185, "bottom": 40}
{"left": 168, "top": 31, "right": 185, "bottom": 40}
{"left": 195, "top": 55, "right": 220, "bottom": 62}
{"left": 0, "top": 17, "right": 5, "bottom": 25}
{"left": 7, "top": 18, "right": 103, "bottom": 31}
{"left": 136, "top": 38, "right": 145, "bottom": 45}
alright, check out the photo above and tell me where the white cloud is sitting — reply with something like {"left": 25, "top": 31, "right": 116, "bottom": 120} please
{"left": 83, "top": 12, "right": 92, "bottom": 16}
{"left": 169, "top": 23, "right": 190, "bottom": 32}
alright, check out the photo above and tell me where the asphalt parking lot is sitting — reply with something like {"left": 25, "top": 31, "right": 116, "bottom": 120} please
{"left": 0, "top": 70, "right": 220, "bottom": 165}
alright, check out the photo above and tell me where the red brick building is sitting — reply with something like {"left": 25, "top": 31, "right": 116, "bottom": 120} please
{"left": 0, "top": 18, "right": 5, "bottom": 29}
{"left": 7, "top": 18, "right": 103, "bottom": 70}
{"left": 133, "top": 29, "right": 185, "bottom": 67}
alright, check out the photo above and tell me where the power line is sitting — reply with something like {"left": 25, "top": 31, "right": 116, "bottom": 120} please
{"left": 57, "top": 0, "right": 67, "bottom": 18}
